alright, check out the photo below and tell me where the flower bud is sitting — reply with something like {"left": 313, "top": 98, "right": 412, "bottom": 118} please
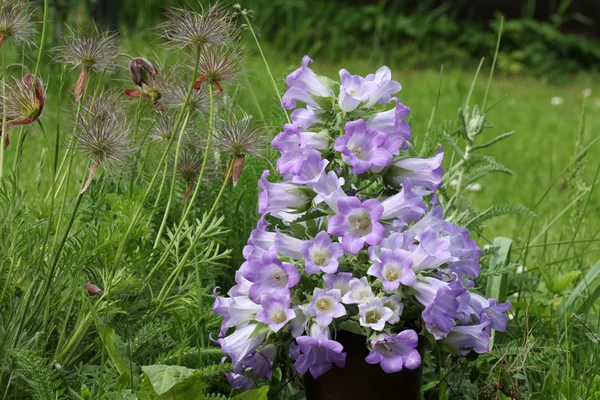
{"left": 129, "top": 58, "right": 158, "bottom": 87}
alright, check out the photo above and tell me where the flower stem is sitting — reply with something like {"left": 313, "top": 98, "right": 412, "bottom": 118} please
{"left": 240, "top": 10, "right": 290, "bottom": 123}
{"left": 150, "top": 159, "right": 233, "bottom": 321}
{"left": 0, "top": 48, "right": 7, "bottom": 178}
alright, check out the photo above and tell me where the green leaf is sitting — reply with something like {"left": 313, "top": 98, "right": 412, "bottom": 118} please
{"left": 232, "top": 386, "right": 270, "bottom": 400}
{"left": 96, "top": 323, "right": 138, "bottom": 384}
{"left": 141, "top": 365, "right": 197, "bottom": 395}
{"left": 565, "top": 259, "right": 600, "bottom": 312}
{"left": 486, "top": 237, "right": 512, "bottom": 303}
{"left": 549, "top": 271, "right": 581, "bottom": 294}
{"left": 340, "top": 320, "right": 364, "bottom": 336}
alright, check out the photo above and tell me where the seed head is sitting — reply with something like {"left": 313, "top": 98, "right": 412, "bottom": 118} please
{"left": 151, "top": 112, "right": 193, "bottom": 142}
{"left": 56, "top": 25, "right": 119, "bottom": 72}
{"left": 74, "top": 105, "right": 131, "bottom": 169}
{"left": 0, "top": 73, "right": 45, "bottom": 149}
{"left": 162, "top": 80, "right": 210, "bottom": 114}
{"left": 212, "top": 109, "right": 266, "bottom": 158}
{"left": 0, "top": 0, "right": 34, "bottom": 48}
{"left": 159, "top": 3, "right": 241, "bottom": 50}
{"left": 193, "top": 44, "right": 244, "bottom": 94}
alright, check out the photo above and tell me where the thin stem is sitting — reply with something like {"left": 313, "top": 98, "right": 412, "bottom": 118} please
{"left": 152, "top": 109, "right": 192, "bottom": 248}
{"left": 150, "top": 160, "right": 233, "bottom": 321}
{"left": 128, "top": 94, "right": 145, "bottom": 196}
{"left": 111, "top": 46, "right": 202, "bottom": 270}
{"left": 144, "top": 86, "right": 216, "bottom": 284}
{"left": 33, "top": 0, "right": 48, "bottom": 80}
{"left": 0, "top": 48, "right": 7, "bottom": 178}
{"left": 240, "top": 10, "right": 290, "bottom": 123}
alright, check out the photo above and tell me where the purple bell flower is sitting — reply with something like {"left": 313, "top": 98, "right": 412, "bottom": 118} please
{"left": 291, "top": 106, "right": 320, "bottom": 130}
{"left": 365, "top": 330, "right": 421, "bottom": 373}
{"left": 383, "top": 295, "right": 404, "bottom": 324}
{"left": 442, "top": 315, "right": 491, "bottom": 355}
{"left": 366, "top": 97, "right": 411, "bottom": 154}
{"left": 358, "top": 297, "right": 394, "bottom": 331}
{"left": 241, "top": 344, "right": 277, "bottom": 379}
{"left": 291, "top": 150, "right": 329, "bottom": 185}
{"left": 243, "top": 247, "right": 300, "bottom": 303}
{"left": 328, "top": 196, "right": 385, "bottom": 255}
{"left": 308, "top": 288, "right": 346, "bottom": 326}
{"left": 362, "top": 66, "right": 402, "bottom": 108}
{"left": 323, "top": 272, "right": 353, "bottom": 295}
{"left": 468, "top": 293, "right": 512, "bottom": 332}
{"left": 217, "top": 323, "right": 266, "bottom": 370}
{"left": 334, "top": 119, "right": 393, "bottom": 174}
{"left": 227, "top": 295, "right": 262, "bottom": 329}
{"left": 414, "top": 277, "right": 467, "bottom": 339}
{"left": 293, "top": 336, "right": 347, "bottom": 379}
{"left": 258, "top": 170, "right": 310, "bottom": 219}
{"left": 367, "top": 248, "right": 416, "bottom": 293}
{"left": 380, "top": 179, "right": 427, "bottom": 221}
{"left": 256, "top": 292, "right": 297, "bottom": 333}
{"left": 308, "top": 171, "right": 346, "bottom": 212}
{"left": 300, "top": 231, "right": 344, "bottom": 275}
{"left": 225, "top": 372, "right": 254, "bottom": 391}
{"left": 390, "top": 145, "right": 444, "bottom": 194}
{"left": 274, "top": 229, "right": 304, "bottom": 260}
{"left": 411, "top": 228, "right": 458, "bottom": 272}
{"left": 341, "top": 277, "right": 374, "bottom": 304}
{"left": 338, "top": 69, "right": 370, "bottom": 112}
{"left": 282, "top": 56, "right": 331, "bottom": 110}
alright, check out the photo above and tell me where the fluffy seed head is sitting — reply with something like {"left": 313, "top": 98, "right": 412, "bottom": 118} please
{"left": 151, "top": 112, "right": 193, "bottom": 142}
{"left": 194, "top": 44, "right": 244, "bottom": 91}
{"left": 159, "top": 3, "right": 241, "bottom": 50}
{"left": 0, "top": 0, "right": 34, "bottom": 47}
{"left": 2, "top": 74, "right": 46, "bottom": 124}
{"left": 56, "top": 25, "right": 119, "bottom": 72}
{"left": 212, "top": 109, "right": 266, "bottom": 158}
{"left": 75, "top": 97, "right": 131, "bottom": 168}
{"left": 173, "top": 146, "right": 204, "bottom": 184}
{"left": 162, "top": 81, "right": 210, "bottom": 114}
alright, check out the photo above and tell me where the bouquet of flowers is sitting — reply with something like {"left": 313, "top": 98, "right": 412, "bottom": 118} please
{"left": 213, "top": 56, "right": 511, "bottom": 389}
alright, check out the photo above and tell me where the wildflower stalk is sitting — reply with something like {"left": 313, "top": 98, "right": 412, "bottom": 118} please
{"left": 181, "top": 84, "right": 215, "bottom": 221}
{"left": 150, "top": 158, "right": 233, "bottom": 321}
{"left": 152, "top": 109, "right": 192, "bottom": 248}
{"left": 0, "top": 48, "right": 6, "bottom": 178}
{"left": 143, "top": 84, "right": 217, "bottom": 284}
{"left": 240, "top": 9, "right": 290, "bottom": 123}
{"left": 128, "top": 94, "right": 144, "bottom": 196}
{"left": 112, "top": 47, "right": 201, "bottom": 269}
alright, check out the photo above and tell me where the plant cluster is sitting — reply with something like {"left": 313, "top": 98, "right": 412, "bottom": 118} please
{"left": 213, "top": 56, "right": 513, "bottom": 389}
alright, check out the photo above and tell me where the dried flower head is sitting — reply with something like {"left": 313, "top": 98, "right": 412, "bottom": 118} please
{"left": 56, "top": 25, "right": 119, "bottom": 101}
{"left": 56, "top": 25, "right": 120, "bottom": 72}
{"left": 151, "top": 112, "right": 193, "bottom": 142}
{"left": 171, "top": 146, "right": 209, "bottom": 202}
{"left": 1, "top": 74, "right": 46, "bottom": 149}
{"left": 160, "top": 3, "right": 240, "bottom": 50}
{"left": 74, "top": 105, "right": 131, "bottom": 193}
{"left": 193, "top": 44, "right": 244, "bottom": 94}
{"left": 213, "top": 109, "right": 266, "bottom": 185}
{"left": 82, "top": 91, "right": 122, "bottom": 123}
{"left": 162, "top": 81, "right": 210, "bottom": 113}
{"left": 0, "top": 0, "right": 34, "bottom": 48}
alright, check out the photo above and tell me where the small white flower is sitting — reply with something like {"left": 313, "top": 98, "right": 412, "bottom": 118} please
{"left": 450, "top": 179, "right": 458, "bottom": 187}
{"left": 551, "top": 96, "right": 563, "bottom": 106}
{"left": 582, "top": 88, "right": 592, "bottom": 98}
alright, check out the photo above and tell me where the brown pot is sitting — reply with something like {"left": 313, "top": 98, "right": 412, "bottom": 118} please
{"left": 303, "top": 331, "right": 423, "bottom": 400}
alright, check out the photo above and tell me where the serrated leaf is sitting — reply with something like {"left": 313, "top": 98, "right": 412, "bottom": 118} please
{"left": 466, "top": 204, "right": 536, "bottom": 230}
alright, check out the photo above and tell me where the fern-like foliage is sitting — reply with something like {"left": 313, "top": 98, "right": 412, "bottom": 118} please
{"left": 465, "top": 204, "right": 537, "bottom": 230}
{"left": 13, "top": 350, "right": 66, "bottom": 400}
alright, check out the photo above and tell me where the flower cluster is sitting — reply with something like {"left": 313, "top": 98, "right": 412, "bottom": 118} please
{"left": 213, "top": 56, "right": 511, "bottom": 389}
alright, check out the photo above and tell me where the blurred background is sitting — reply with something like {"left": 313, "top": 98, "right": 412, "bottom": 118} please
{"left": 67, "top": 0, "right": 600, "bottom": 80}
